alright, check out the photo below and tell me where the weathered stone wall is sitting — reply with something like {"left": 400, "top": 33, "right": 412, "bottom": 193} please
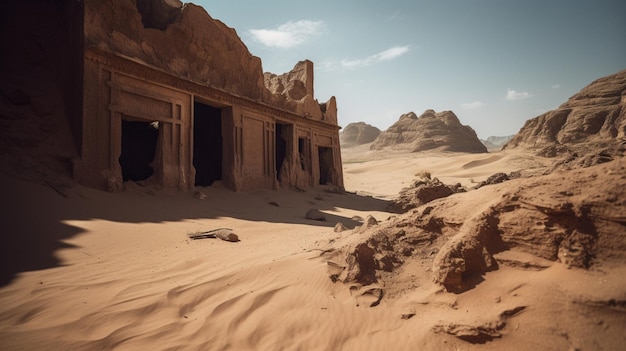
{"left": 75, "top": 48, "right": 343, "bottom": 192}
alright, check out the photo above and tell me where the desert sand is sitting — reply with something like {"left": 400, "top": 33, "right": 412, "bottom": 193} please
{"left": 1, "top": 144, "right": 624, "bottom": 351}
{"left": 1, "top": 2, "right": 624, "bottom": 349}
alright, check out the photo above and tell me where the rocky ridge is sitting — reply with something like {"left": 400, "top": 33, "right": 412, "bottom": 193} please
{"left": 371, "top": 110, "right": 487, "bottom": 153}
{"left": 327, "top": 70, "right": 626, "bottom": 312}
{"left": 505, "top": 69, "right": 626, "bottom": 167}
{"left": 326, "top": 158, "right": 626, "bottom": 294}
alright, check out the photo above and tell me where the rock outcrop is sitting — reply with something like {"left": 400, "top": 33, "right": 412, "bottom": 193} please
{"left": 86, "top": 0, "right": 264, "bottom": 99}
{"left": 0, "top": 0, "right": 341, "bottom": 192}
{"left": 505, "top": 69, "right": 626, "bottom": 165}
{"left": 340, "top": 122, "right": 381, "bottom": 146}
{"left": 326, "top": 158, "right": 626, "bottom": 294}
{"left": 370, "top": 110, "right": 487, "bottom": 153}
{"left": 264, "top": 61, "right": 337, "bottom": 123}
{"left": 391, "top": 176, "right": 465, "bottom": 213}
{"left": 85, "top": 0, "right": 333, "bottom": 121}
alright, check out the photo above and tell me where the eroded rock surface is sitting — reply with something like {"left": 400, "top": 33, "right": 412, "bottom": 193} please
{"left": 326, "top": 158, "right": 626, "bottom": 294}
{"left": 86, "top": 0, "right": 334, "bottom": 121}
{"left": 370, "top": 110, "right": 487, "bottom": 153}
{"left": 340, "top": 122, "right": 381, "bottom": 146}
{"left": 505, "top": 69, "right": 626, "bottom": 167}
{"left": 391, "top": 176, "right": 465, "bottom": 213}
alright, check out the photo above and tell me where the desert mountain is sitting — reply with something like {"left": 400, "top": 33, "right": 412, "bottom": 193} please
{"left": 480, "top": 135, "right": 514, "bottom": 151}
{"left": 340, "top": 122, "right": 381, "bottom": 147}
{"left": 505, "top": 69, "right": 626, "bottom": 164}
{"left": 370, "top": 110, "right": 487, "bottom": 153}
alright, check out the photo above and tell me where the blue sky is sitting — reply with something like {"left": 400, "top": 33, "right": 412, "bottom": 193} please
{"left": 195, "top": 0, "right": 626, "bottom": 138}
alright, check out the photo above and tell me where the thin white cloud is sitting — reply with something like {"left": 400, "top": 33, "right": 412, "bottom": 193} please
{"left": 461, "top": 101, "right": 484, "bottom": 109}
{"left": 341, "top": 46, "right": 410, "bottom": 69}
{"left": 551, "top": 84, "right": 561, "bottom": 89}
{"left": 375, "top": 46, "right": 410, "bottom": 61}
{"left": 506, "top": 89, "right": 533, "bottom": 101}
{"left": 249, "top": 20, "right": 324, "bottom": 49}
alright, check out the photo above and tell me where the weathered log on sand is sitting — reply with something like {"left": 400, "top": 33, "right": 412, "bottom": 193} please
{"left": 187, "top": 228, "right": 240, "bottom": 242}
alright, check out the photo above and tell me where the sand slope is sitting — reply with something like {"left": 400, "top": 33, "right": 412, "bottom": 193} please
{"left": 1, "top": 149, "right": 625, "bottom": 350}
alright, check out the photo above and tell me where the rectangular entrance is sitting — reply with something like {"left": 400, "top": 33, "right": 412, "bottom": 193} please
{"left": 275, "top": 122, "right": 293, "bottom": 184}
{"left": 119, "top": 119, "right": 160, "bottom": 182}
{"left": 193, "top": 101, "right": 223, "bottom": 186}
{"left": 318, "top": 146, "right": 334, "bottom": 185}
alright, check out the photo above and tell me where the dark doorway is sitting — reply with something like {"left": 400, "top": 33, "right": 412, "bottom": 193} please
{"left": 119, "top": 119, "right": 159, "bottom": 181}
{"left": 318, "top": 146, "right": 334, "bottom": 185}
{"left": 275, "top": 122, "right": 290, "bottom": 181}
{"left": 193, "top": 101, "right": 222, "bottom": 186}
{"left": 298, "top": 137, "right": 310, "bottom": 171}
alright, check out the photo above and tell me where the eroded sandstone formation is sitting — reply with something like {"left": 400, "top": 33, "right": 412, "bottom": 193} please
{"left": 327, "top": 158, "right": 626, "bottom": 294}
{"left": 86, "top": 0, "right": 333, "bottom": 121}
{"left": 0, "top": 0, "right": 343, "bottom": 192}
{"left": 391, "top": 175, "right": 465, "bottom": 213}
{"left": 340, "top": 122, "right": 381, "bottom": 146}
{"left": 72, "top": 0, "right": 343, "bottom": 191}
{"left": 327, "top": 70, "right": 626, "bottom": 298}
{"left": 505, "top": 69, "right": 626, "bottom": 166}
{"left": 371, "top": 110, "right": 487, "bottom": 153}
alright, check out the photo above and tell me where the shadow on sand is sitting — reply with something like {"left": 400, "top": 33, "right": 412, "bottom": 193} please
{"left": 0, "top": 176, "right": 392, "bottom": 287}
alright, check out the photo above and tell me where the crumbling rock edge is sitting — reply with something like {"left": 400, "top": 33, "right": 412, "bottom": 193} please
{"left": 371, "top": 110, "right": 488, "bottom": 153}
{"left": 432, "top": 306, "right": 527, "bottom": 344}
{"left": 324, "top": 158, "right": 626, "bottom": 300}
{"left": 86, "top": 0, "right": 336, "bottom": 121}
{"left": 391, "top": 175, "right": 465, "bottom": 213}
{"left": 504, "top": 69, "right": 626, "bottom": 170}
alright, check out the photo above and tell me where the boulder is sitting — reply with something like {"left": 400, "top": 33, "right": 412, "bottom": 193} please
{"left": 392, "top": 177, "right": 465, "bottom": 213}
{"left": 305, "top": 209, "right": 326, "bottom": 221}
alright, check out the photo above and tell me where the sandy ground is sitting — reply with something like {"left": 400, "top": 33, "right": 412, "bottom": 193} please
{"left": 341, "top": 144, "right": 549, "bottom": 198}
{"left": 1, "top": 146, "right": 624, "bottom": 350}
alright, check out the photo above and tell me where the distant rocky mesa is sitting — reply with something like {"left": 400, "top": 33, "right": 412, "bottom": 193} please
{"left": 371, "top": 110, "right": 488, "bottom": 153}
{"left": 480, "top": 135, "right": 514, "bottom": 151}
{"left": 340, "top": 122, "right": 381, "bottom": 146}
{"left": 505, "top": 69, "right": 626, "bottom": 163}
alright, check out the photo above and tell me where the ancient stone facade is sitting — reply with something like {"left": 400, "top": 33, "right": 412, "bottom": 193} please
{"left": 73, "top": 0, "right": 343, "bottom": 192}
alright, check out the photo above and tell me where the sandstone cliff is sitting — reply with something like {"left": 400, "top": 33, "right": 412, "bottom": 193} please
{"left": 370, "top": 110, "right": 487, "bottom": 153}
{"left": 505, "top": 69, "right": 626, "bottom": 164}
{"left": 86, "top": 0, "right": 334, "bottom": 122}
{"left": 340, "top": 122, "right": 381, "bottom": 147}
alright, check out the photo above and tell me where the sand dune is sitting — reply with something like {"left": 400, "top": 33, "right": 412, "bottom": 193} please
{"left": 1, "top": 149, "right": 624, "bottom": 350}
{"left": 342, "top": 146, "right": 549, "bottom": 197}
